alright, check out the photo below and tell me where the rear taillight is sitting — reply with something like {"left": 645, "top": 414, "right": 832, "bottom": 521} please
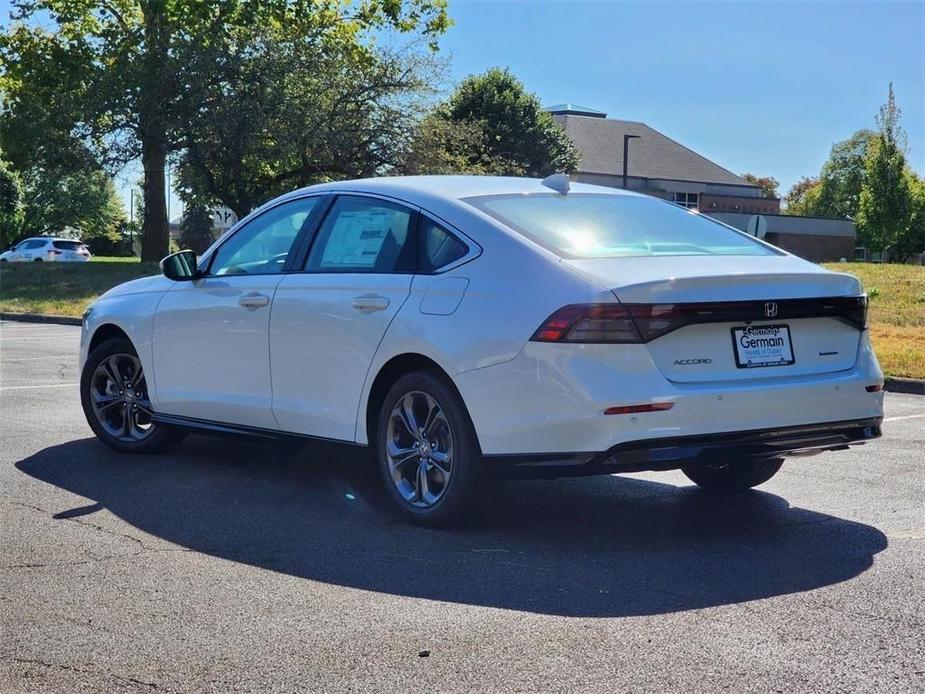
{"left": 531, "top": 304, "right": 643, "bottom": 343}
{"left": 853, "top": 295, "right": 869, "bottom": 330}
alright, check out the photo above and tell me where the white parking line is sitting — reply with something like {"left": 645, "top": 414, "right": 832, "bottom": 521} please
{"left": 1, "top": 355, "right": 74, "bottom": 361}
{"left": 883, "top": 413, "right": 925, "bottom": 422}
{"left": 0, "top": 382, "right": 79, "bottom": 391}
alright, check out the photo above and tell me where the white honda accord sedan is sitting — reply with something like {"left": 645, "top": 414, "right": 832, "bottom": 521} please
{"left": 79, "top": 175, "right": 884, "bottom": 526}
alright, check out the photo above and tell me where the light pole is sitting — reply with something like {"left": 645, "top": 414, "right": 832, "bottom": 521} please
{"left": 622, "top": 134, "right": 640, "bottom": 189}
{"left": 129, "top": 188, "right": 134, "bottom": 254}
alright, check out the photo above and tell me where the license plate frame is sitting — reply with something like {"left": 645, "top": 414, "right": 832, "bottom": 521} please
{"left": 731, "top": 324, "right": 795, "bottom": 369}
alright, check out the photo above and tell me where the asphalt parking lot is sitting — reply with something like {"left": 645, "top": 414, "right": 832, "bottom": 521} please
{"left": 1, "top": 319, "right": 923, "bottom": 693}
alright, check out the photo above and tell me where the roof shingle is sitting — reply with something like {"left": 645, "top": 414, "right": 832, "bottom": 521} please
{"left": 555, "top": 115, "right": 752, "bottom": 187}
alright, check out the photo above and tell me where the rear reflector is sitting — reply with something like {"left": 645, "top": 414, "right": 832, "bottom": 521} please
{"left": 865, "top": 384, "right": 883, "bottom": 393}
{"left": 531, "top": 304, "right": 643, "bottom": 343}
{"left": 604, "top": 402, "right": 674, "bottom": 415}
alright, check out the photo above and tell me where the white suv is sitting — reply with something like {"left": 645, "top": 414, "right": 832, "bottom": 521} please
{"left": 0, "top": 237, "right": 92, "bottom": 262}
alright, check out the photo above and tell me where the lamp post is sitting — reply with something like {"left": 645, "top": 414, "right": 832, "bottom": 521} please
{"left": 622, "top": 134, "right": 640, "bottom": 189}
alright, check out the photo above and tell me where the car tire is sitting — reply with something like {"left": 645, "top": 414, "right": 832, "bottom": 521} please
{"left": 80, "top": 337, "right": 185, "bottom": 454}
{"left": 681, "top": 457, "right": 783, "bottom": 491}
{"left": 376, "top": 371, "right": 484, "bottom": 528}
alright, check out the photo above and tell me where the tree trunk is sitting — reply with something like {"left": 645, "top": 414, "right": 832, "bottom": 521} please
{"left": 140, "top": 133, "right": 169, "bottom": 262}
{"left": 138, "top": 0, "right": 170, "bottom": 262}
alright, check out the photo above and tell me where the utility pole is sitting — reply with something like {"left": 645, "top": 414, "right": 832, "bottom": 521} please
{"left": 622, "top": 134, "right": 640, "bottom": 189}
{"left": 129, "top": 188, "right": 135, "bottom": 254}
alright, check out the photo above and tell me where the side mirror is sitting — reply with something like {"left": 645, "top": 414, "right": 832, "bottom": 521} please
{"left": 160, "top": 250, "right": 201, "bottom": 281}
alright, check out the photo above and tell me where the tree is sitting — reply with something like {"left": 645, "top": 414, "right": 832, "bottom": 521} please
{"left": 179, "top": 205, "right": 216, "bottom": 254}
{"left": 784, "top": 176, "right": 819, "bottom": 215}
{"left": 405, "top": 68, "right": 579, "bottom": 176}
{"left": 403, "top": 112, "right": 515, "bottom": 175}
{"left": 174, "top": 33, "right": 442, "bottom": 218}
{"left": 742, "top": 173, "right": 779, "bottom": 199}
{"left": 0, "top": 149, "right": 25, "bottom": 247}
{"left": 904, "top": 171, "right": 925, "bottom": 259}
{"left": 1, "top": 0, "right": 450, "bottom": 260}
{"left": 856, "top": 84, "right": 916, "bottom": 259}
{"left": 18, "top": 167, "right": 125, "bottom": 245}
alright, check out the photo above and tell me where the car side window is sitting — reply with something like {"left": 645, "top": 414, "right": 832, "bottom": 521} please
{"left": 26, "top": 240, "right": 47, "bottom": 250}
{"left": 209, "top": 197, "right": 318, "bottom": 276}
{"left": 421, "top": 219, "right": 468, "bottom": 272}
{"left": 305, "top": 196, "right": 417, "bottom": 273}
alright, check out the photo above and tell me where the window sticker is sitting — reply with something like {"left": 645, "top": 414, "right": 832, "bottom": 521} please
{"left": 320, "top": 209, "right": 398, "bottom": 268}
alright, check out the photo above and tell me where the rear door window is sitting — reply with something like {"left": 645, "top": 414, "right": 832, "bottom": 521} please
{"left": 53, "top": 240, "right": 83, "bottom": 251}
{"left": 305, "top": 196, "right": 417, "bottom": 273}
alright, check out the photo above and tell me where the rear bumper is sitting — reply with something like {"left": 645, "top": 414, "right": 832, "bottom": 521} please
{"left": 456, "top": 334, "right": 884, "bottom": 456}
{"left": 487, "top": 417, "right": 882, "bottom": 478}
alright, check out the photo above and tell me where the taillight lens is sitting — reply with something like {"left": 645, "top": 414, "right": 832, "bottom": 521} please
{"left": 533, "top": 296, "right": 868, "bottom": 345}
{"left": 853, "top": 295, "right": 869, "bottom": 330}
{"left": 531, "top": 304, "right": 643, "bottom": 343}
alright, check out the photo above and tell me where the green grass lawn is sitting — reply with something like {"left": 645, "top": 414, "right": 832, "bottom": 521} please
{"left": 823, "top": 262, "right": 925, "bottom": 380}
{"left": 0, "top": 257, "right": 158, "bottom": 318}
{"left": 2, "top": 257, "right": 923, "bottom": 379}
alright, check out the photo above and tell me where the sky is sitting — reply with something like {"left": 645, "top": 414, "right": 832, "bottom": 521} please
{"left": 3, "top": 0, "right": 924, "bottom": 218}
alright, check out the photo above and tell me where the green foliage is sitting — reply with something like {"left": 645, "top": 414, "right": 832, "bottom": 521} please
{"left": 856, "top": 84, "right": 920, "bottom": 260}
{"left": 405, "top": 68, "right": 579, "bottom": 177}
{"left": 15, "top": 166, "right": 125, "bottom": 248}
{"left": 741, "top": 173, "right": 779, "bottom": 199}
{"left": 800, "top": 130, "right": 877, "bottom": 219}
{"left": 403, "top": 113, "right": 514, "bottom": 175}
{"left": 174, "top": 29, "right": 442, "bottom": 217}
{"left": 784, "top": 176, "right": 819, "bottom": 215}
{"left": 787, "top": 84, "right": 922, "bottom": 259}
{"left": 1, "top": 0, "right": 451, "bottom": 260}
{"left": 179, "top": 205, "right": 216, "bottom": 254}
{"left": 0, "top": 149, "right": 25, "bottom": 247}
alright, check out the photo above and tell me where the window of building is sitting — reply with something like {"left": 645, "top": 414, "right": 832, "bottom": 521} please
{"left": 672, "top": 192, "right": 699, "bottom": 210}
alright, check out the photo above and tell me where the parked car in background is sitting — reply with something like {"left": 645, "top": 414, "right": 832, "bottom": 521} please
{"left": 79, "top": 176, "right": 884, "bottom": 527}
{"left": 0, "top": 237, "right": 92, "bottom": 262}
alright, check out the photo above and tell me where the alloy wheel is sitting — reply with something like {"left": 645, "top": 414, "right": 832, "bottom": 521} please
{"left": 89, "top": 353, "right": 155, "bottom": 442}
{"left": 385, "top": 391, "right": 454, "bottom": 508}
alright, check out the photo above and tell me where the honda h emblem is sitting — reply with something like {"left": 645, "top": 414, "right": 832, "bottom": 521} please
{"left": 764, "top": 302, "right": 778, "bottom": 318}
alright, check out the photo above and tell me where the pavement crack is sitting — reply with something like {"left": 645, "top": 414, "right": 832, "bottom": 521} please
{"left": 11, "top": 657, "right": 166, "bottom": 690}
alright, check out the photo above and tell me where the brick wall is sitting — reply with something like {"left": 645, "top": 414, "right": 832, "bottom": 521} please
{"left": 765, "top": 233, "right": 855, "bottom": 262}
{"left": 700, "top": 194, "right": 781, "bottom": 215}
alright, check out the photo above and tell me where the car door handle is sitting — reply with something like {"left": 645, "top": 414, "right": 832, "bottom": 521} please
{"left": 239, "top": 293, "right": 270, "bottom": 310}
{"left": 352, "top": 295, "right": 390, "bottom": 313}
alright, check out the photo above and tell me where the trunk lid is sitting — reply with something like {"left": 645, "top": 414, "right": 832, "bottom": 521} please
{"left": 561, "top": 255, "right": 865, "bottom": 383}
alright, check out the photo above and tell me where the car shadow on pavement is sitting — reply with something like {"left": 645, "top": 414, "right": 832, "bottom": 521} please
{"left": 16, "top": 435, "right": 887, "bottom": 618}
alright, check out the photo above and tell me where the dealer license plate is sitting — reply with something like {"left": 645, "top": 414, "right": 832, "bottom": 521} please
{"left": 731, "top": 324, "right": 795, "bottom": 369}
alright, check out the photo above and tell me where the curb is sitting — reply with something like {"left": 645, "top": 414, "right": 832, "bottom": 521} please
{"left": 2, "top": 312, "right": 925, "bottom": 395}
{"left": 1, "top": 312, "right": 82, "bottom": 326}
{"left": 884, "top": 377, "right": 925, "bottom": 396}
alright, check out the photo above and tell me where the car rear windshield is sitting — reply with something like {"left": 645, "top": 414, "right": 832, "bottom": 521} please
{"left": 463, "top": 193, "right": 779, "bottom": 258}
{"left": 52, "top": 240, "right": 85, "bottom": 251}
